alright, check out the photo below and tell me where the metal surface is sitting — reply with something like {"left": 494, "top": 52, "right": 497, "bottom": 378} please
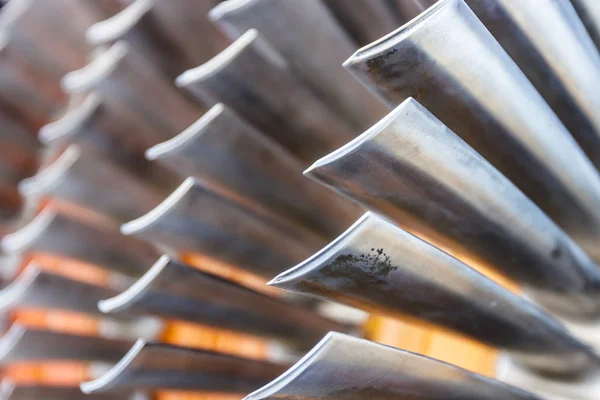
{"left": 244, "top": 332, "right": 542, "bottom": 400}
{"left": 146, "top": 103, "right": 360, "bottom": 239}
{"left": 0, "top": 0, "right": 98, "bottom": 74}
{"left": 0, "top": 263, "right": 118, "bottom": 316}
{"left": 1, "top": 205, "right": 160, "bottom": 277}
{"left": 81, "top": 340, "right": 288, "bottom": 393}
{"left": 121, "top": 0, "right": 229, "bottom": 65}
{"left": 0, "top": 108, "right": 37, "bottom": 185}
{"left": 39, "top": 92, "right": 180, "bottom": 191}
{"left": 100, "top": 255, "right": 346, "bottom": 349}
{"left": 572, "top": 0, "right": 600, "bottom": 52}
{"left": 86, "top": 0, "right": 191, "bottom": 78}
{"left": 209, "top": 0, "right": 389, "bottom": 131}
{"left": 344, "top": 0, "right": 600, "bottom": 264}
{"left": 177, "top": 30, "right": 356, "bottom": 163}
{"left": 0, "top": 181, "right": 22, "bottom": 222}
{"left": 121, "top": 177, "right": 319, "bottom": 278}
{"left": 390, "top": 0, "right": 437, "bottom": 21}
{"left": 304, "top": 98, "right": 600, "bottom": 319}
{"left": 62, "top": 41, "right": 203, "bottom": 139}
{"left": 0, "top": 380, "right": 136, "bottom": 400}
{"left": 0, "top": 324, "right": 133, "bottom": 363}
{"left": 80, "top": 0, "right": 125, "bottom": 17}
{"left": 456, "top": 0, "right": 600, "bottom": 175}
{"left": 0, "top": 32, "right": 66, "bottom": 129}
{"left": 19, "top": 144, "right": 167, "bottom": 223}
{"left": 323, "top": 0, "right": 400, "bottom": 45}
{"left": 271, "top": 212, "right": 600, "bottom": 376}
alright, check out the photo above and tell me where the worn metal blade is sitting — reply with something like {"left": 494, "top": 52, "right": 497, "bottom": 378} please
{"left": 270, "top": 212, "right": 600, "bottom": 376}
{"left": 209, "top": 0, "right": 389, "bottom": 131}
{"left": 343, "top": 0, "right": 600, "bottom": 263}
{"left": 81, "top": 340, "right": 288, "bottom": 393}
{"left": 1, "top": 205, "right": 160, "bottom": 277}
{"left": 146, "top": 103, "right": 361, "bottom": 239}
{"left": 0, "top": 324, "right": 133, "bottom": 363}
{"left": 61, "top": 41, "right": 203, "bottom": 138}
{"left": 121, "top": 177, "right": 320, "bottom": 278}
{"left": 303, "top": 97, "right": 600, "bottom": 319}
{"left": 244, "top": 332, "right": 542, "bottom": 400}
{"left": 0, "top": 263, "right": 118, "bottom": 316}
{"left": 99, "top": 254, "right": 346, "bottom": 349}
{"left": 19, "top": 144, "right": 168, "bottom": 223}
{"left": 176, "top": 29, "right": 356, "bottom": 163}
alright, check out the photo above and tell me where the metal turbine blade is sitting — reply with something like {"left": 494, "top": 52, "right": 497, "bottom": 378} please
{"left": 209, "top": 0, "right": 389, "bottom": 131}
{"left": 117, "top": 0, "right": 229, "bottom": 66}
{"left": 19, "top": 144, "right": 168, "bottom": 223}
{"left": 454, "top": 0, "right": 600, "bottom": 174}
{"left": 39, "top": 92, "right": 180, "bottom": 191}
{"left": 0, "top": 379, "right": 138, "bottom": 400}
{"left": 244, "top": 332, "right": 542, "bottom": 400}
{"left": 0, "top": 263, "right": 118, "bottom": 316}
{"left": 81, "top": 339, "right": 288, "bottom": 393}
{"left": 303, "top": 97, "right": 600, "bottom": 319}
{"left": 99, "top": 255, "right": 347, "bottom": 350}
{"left": 0, "top": 0, "right": 99, "bottom": 73}
{"left": 121, "top": 177, "right": 320, "bottom": 278}
{"left": 572, "top": 0, "right": 600, "bottom": 52}
{"left": 1, "top": 205, "right": 160, "bottom": 277}
{"left": 176, "top": 29, "right": 357, "bottom": 163}
{"left": 323, "top": 0, "right": 402, "bottom": 45}
{"left": 0, "top": 324, "right": 133, "bottom": 363}
{"left": 86, "top": 0, "right": 191, "bottom": 78}
{"left": 390, "top": 0, "right": 437, "bottom": 20}
{"left": 270, "top": 212, "right": 600, "bottom": 376}
{"left": 0, "top": 33, "right": 66, "bottom": 129}
{"left": 61, "top": 41, "right": 203, "bottom": 138}
{"left": 343, "top": 0, "right": 600, "bottom": 264}
{"left": 146, "top": 103, "right": 361, "bottom": 239}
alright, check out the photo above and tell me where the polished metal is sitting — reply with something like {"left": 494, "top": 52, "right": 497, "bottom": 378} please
{"left": 244, "top": 332, "right": 542, "bottom": 400}
{"left": 62, "top": 41, "right": 203, "bottom": 139}
{"left": 271, "top": 212, "right": 600, "bottom": 376}
{"left": 39, "top": 93, "right": 180, "bottom": 191}
{"left": 0, "top": 324, "right": 133, "bottom": 363}
{"left": 100, "top": 255, "right": 346, "bottom": 349}
{"left": 323, "top": 0, "right": 401, "bottom": 45}
{"left": 81, "top": 340, "right": 288, "bottom": 393}
{"left": 121, "top": 177, "right": 320, "bottom": 278}
{"left": 19, "top": 144, "right": 167, "bottom": 223}
{"left": 209, "top": 0, "right": 389, "bottom": 131}
{"left": 0, "top": 263, "right": 118, "bottom": 316}
{"left": 304, "top": 98, "right": 600, "bottom": 319}
{"left": 343, "top": 0, "right": 600, "bottom": 263}
{"left": 1, "top": 205, "right": 160, "bottom": 277}
{"left": 86, "top": 0, "right": 191, "bottom": 78}
{"left": 572, "top": 0, "right": 600, "bottom": 51}
{"left": 177, "top": 30, "right": 356, "bottom": 163}
{"left": 120, "top": 0, "right": 229, "bottom": 65}
{"left": 146, "top": 104, "right": 360, "bottom": 238}
{"left": 0, "top": 380, "right": 134, "bottom": 400}
{"left": 454, "top": 0, "right": 600, "bottom": 174}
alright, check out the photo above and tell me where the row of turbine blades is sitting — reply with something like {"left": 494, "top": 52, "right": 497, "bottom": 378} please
{"left": 1, "top": 0, "right": 600, "bottom": 399}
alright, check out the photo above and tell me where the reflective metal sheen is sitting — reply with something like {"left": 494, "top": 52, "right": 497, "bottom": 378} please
{"left": 244, "top": 332, "right": 542, "bottom": 400}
